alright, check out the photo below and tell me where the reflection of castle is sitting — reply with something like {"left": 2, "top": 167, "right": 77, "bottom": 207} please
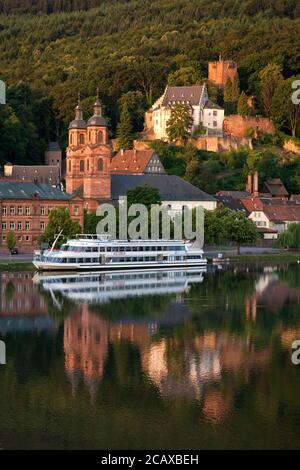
{"left": 245, "top": 271, "right": 300, "bottom": 319}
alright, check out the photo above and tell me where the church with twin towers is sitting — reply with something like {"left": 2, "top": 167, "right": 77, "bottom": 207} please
{"left": 66, "top": 93, "right": 217, "bottom": 215}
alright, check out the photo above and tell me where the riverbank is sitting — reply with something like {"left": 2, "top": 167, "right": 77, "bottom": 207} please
{"left": 0, "top": 260, "right": 35, "bottom": 271}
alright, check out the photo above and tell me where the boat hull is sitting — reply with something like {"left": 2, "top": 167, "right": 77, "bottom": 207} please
{"left": 33, "top": 259, "right": 207, "bottom": 271}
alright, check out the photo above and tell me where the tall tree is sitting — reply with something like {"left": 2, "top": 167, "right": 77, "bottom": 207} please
{"left": 237, "top": 92, "right": 250, "bottom": 117}
{"left": 259, "top": 63, "right": 283, "bottom": 116}
{"left": 166, "top": 104, "right": 193, "bottom": 143}
{"left": 271, "top": 76, "right": 300, "bottom": 137}
{"left": 40, "top": 207, "right": 81, "bottom": 248}
{"left": 116, "top": 103, "right": 134, "bottom": 150}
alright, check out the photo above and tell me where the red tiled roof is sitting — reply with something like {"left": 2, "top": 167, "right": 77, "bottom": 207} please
{"left": 241, "top": 197, "right": 300, "bottom": 222}
{"left": 240, "top": 197, "right": 264, "bottom": 213}
{"left": 262, "top": 179, "right": 289, "bottom": 197}
{"left": 262, "top": 204, "right": 300, "bottom": 222}
{"left": 111, "top": 150, "right": 155, "bottom": 174}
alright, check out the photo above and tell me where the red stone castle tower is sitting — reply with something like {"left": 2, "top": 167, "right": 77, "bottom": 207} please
{"left": 208, "top": 55, "right": 238, "bottom": 89}
{"left": 66, "top": 93, "right": 112, "bottom": 211}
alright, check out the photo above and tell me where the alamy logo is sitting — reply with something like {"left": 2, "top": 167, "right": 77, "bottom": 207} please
{"left": 0, "top": 340, "right": 6, "bottom": 365}
{"left": 291, "top": 340, "right": 300, "bottom": 365}
{"left": 291, "top": 80, "right": 300, "bottom": 105}
{"left": 0, "top": 79, "right": 6, "bottom": 104}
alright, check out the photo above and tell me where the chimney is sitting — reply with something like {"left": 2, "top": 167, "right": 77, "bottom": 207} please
{"left": 133, "top": 149, "right": 136, "bottom": 158}
{"left": 253, "top": 170, "right": 259, "bottom": 197}
{"left": 120, "top": 148, "right": 124, "bottom": 156}
{"left": 246, "top": 174, "right": 252, "bottom": 194}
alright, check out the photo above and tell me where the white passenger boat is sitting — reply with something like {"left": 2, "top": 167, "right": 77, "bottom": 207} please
{"left": 33, "top": 234, "right": 207, "bottom": 271}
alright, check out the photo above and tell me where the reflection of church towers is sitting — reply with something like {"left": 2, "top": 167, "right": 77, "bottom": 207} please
{"left": 64, "top": 305, "right": 109, "bottom": 401}
{"left": 66, "top": 92, "right": 112, "bottom": 211}
{"left": 63, "top": 305, "right": 152, "bottom": 400}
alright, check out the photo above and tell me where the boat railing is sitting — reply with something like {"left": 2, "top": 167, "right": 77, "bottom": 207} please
{"left": 74, "top": 234, "right": 187, "bottom": 244}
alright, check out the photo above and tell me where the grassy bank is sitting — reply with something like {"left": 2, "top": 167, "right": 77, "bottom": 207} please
{"left": 228, "top": 252, "right": 300, "bottom": 263}
{"left": 0, "top": 261, "right": 34, "bottom": 271}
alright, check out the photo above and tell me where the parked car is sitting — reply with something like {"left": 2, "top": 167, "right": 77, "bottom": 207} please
{"left": 10, "top": 248, "right": 19, "bottom": 255}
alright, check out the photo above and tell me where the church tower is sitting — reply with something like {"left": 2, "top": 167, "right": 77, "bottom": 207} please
{"left": 66, "top": 92, "right": 112, "bottom": 212}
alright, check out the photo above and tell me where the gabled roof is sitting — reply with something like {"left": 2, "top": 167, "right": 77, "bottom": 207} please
{"left": 203, "top": 99, "right": 223, "bottom": 110}
{"left": 241, "top": 196, "right": 300, "bottom": 222}
{"left": 215, "top": 195, "right": 246, "bottom": 212}
{"left": 262, "top": 178, "right": 289, "bottom": 197}
{"left": 111, "top": 150, "right": 164, "bottom": 174}
{"left": 161, "top": 85, "right": 204, "bottom": 107}
{"left": 263, "top": 204, "right": 300, "bottom": 223}
{"left": 0, "top": 181, "right": 74, "bottom": 200}
{"left": 217, "top": 190, "right": 250, "bottom": 200}
{"left": 9, "top": 165, "right": 60, "bottom": 184}
{"left": 111, "top": 174, "right": 216, "bottom": 202}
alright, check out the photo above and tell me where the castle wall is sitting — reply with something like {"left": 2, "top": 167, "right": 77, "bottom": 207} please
{"left": 223, "top": 115, "right": 274, "bottom": 139}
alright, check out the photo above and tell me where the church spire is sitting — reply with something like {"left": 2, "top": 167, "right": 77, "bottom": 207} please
{"left": 75, "top": 92, "right": 83, "bottom": 121}
{"left": 93, "top": 88, "right": 102, "bottom": 117}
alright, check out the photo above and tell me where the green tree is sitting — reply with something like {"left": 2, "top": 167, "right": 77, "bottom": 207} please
{"left": 277, "top": 222, "right": 300, "bottom": 249}
{"left": 237, "top": 92, "right": 250, "bottom": 117}
{"left": 271, "top": 76, "right": 300, "bottom": 137}
{"left": 226, "top": 210, "right": 258, "bottom": 254}
{"left": 116, "top": 103, "right": 134, "bottom": 150}
{"left": 204, "top": 207, "right": 258, "bottom": 253}
{"left": 167, "top": 66, "right": 203, "bottom": 86}
{"left": 118, "top": 91, "right": 146, "bottom": 133}
{"left": 40, "top": 207, "right": 81, "bottom": 247}
{"left": 259, "top": 63, "right": 283, "bottom": 117}
{"left": 231, "top": 73, "right": 240, "bottom": 103}
{"left": 166, "top": 104, "right": 193, "bottom": 143}
{"left": 126, "top": 186, "right": 161, "bottom": 210}
{"left": 6, "top": 230, "right": 16, "bottom": 255}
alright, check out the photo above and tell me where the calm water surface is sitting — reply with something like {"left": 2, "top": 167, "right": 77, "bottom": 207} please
{"left": 0, "top": 264, "right": 300, "bottom": 449}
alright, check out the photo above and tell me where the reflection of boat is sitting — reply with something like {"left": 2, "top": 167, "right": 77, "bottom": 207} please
{"left": 34, "top": 268, "right": 206, "bottom": 305}
{"left": 33, "top": 234, "right": 207, "bottom": 271}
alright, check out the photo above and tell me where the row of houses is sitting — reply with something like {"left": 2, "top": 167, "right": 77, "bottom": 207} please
{"left": 217, "top": 173, "right": 300, "bottom": 240}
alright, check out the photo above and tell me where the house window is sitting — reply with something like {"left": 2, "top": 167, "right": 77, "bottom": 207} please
{"left": 79, "top": 134, "right": 85, "bottom": 145}
{"left": 10, "top": 206, "right": 15, "bottom": 215}
{"left": 17, "top": 221, "right": 22, "bottom": 230}
{"left": 2, "top": 206, "right": 7, "bottom": 215}
{"left": 87, "top": 159, "right": 89, "bottom": 171}
{"left": 74, "top": 206, "right": 79, "bottom": 216}
{"left": 25, "top": 206, "right": 30, "bottom": 215}
{"left": 98, "top": 159, "right": 103, "bottom": 171}
{"left": 25, "top": 221, "right": 30, "bottom": 230}
{"left": 18, "top": 206, "right": 22, "bottom": 215}
{"left": 213, "top": 121, "right": 217, "bottom": 127}
{"left": 2, "top": 221, "right": 6, "bottom": 230}
{"left": 25, "top": 235, "right": 30, "bottom": 241}
{"left": 40, "top": 221, "right": 45, "bottom": 230}
{"left": 68, "top": 160, "right": 71, "bottom": 173}
{"left": 10, "top": 221, "right": 15, "bottom": 230}
{"left": 80, "top": 160, "right": 84, "bottom": 172}
{"left": 41, "top": 207, "right": 45, "bottom": 215}
{"left": 48, "top": 207, "right": 53, "bottom": 215}
{"left": 213, "top": 110, "right": 217, "bottom": 116}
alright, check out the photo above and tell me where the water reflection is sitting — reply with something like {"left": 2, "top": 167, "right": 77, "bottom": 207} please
{"left": 0, "top": 265, "right": 300, "bottom": 449}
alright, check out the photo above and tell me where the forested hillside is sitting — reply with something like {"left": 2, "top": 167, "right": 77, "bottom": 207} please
{"left": 0, "top": 1, "right": 299, "bottom": 170}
